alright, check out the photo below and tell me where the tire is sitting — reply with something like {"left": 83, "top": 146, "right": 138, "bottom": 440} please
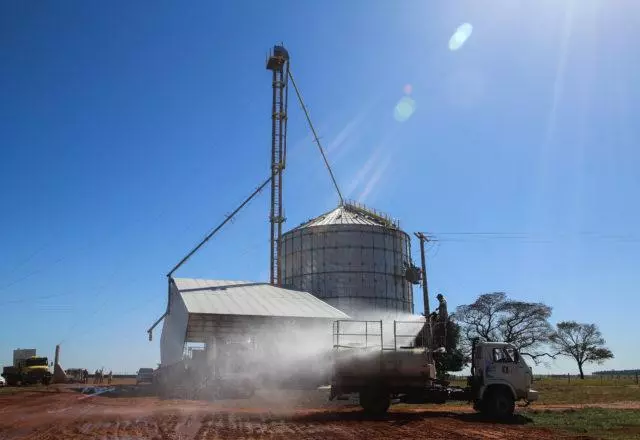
{"left": 483, "top": 388, "right": 515, "bottom": 419}
{"left": 359, "top": 388, "right": 391, "bottom": 416}
{"left": 473, "top": 400, "right": 485, "bottom": 413}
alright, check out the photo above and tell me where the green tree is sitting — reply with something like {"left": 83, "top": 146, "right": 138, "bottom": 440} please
{"left": 414, "top": 316, "right": 465, "bottom": 378}
{"left": 434, "top": 318, "right": 465, "bottom": 379}
{"left": 549, "top": 321, "right": 614, "bottom": 379}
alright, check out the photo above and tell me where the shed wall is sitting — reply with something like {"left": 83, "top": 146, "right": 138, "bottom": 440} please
{"left": 160, "top": 283, "right": 190, "bottom": 366}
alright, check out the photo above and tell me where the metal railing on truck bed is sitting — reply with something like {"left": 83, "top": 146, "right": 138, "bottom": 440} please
{"left": 331, "top": 319, "right": 437, "bottom": 387}
{"left": 332, "top": 320, "right": 430, "bottom": 352}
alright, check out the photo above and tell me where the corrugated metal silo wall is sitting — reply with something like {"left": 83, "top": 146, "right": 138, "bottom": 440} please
{"left": 282, "top": 224, "right": 414, "bottom": 320}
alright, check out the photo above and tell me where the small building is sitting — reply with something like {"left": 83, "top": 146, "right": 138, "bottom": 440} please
{"left": 158, "top": 278, "right": 349, "bottom": 370}
{"left": 13, "top": 348, "right": 37, "bottom": 366}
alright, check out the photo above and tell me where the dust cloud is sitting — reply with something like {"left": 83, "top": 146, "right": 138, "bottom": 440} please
{"left": 217, "top": 312, "right": 427, "bottom": 385}
{"left": 160, "top": 313, "right": 428, "bottom": 410}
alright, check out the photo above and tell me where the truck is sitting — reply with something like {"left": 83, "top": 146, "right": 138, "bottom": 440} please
{"left": 64, "top": 368, "right": 88, "bottom": 383}
{"left": 154, "top": 340, "right": 257, "bottom": 400}
{"left": 2, "top": 349, "right": 52, "bottom": 386}
{"left": 329, "top": 319, "right": 539, "bottom": 417}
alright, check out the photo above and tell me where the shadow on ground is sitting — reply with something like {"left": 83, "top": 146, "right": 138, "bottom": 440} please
{"left": 289, "top": 410, "right": 534, "bottom": 426}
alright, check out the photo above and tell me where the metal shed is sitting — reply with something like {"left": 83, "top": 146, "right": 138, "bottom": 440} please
{"left": 159, "top": 277, "right": 349, "bottom": 366}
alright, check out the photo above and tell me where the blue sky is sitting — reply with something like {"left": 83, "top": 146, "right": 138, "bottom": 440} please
{"left": 1, "top": 0, "right": 638, "bottom": 374}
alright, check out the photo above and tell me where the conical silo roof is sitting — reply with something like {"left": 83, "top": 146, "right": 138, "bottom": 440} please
{"left": 292, "top": 202, "right": 399, "bottom": 230}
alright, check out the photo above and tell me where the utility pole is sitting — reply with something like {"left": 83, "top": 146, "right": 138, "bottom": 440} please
{"left": 414, "top": 232, "right": 431, "bottom": 316}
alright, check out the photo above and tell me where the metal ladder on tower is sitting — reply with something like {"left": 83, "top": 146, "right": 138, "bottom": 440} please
{"left": 267, "top": 45, "right": 289, "bottom": 286}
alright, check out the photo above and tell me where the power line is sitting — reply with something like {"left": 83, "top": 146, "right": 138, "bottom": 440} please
{"left": 1, "top": 244, "right": 49, "bottom": 278}
{"left": 57, "top": 272, "right": 139, "bottom": 346}
{"left": 5, "top": 291, "right": 75, "bottom": 306}
{"left": 8, "top": 152, "right": 224, "bottom": 291}
{"left": 4, "top": 268, "right": 122, "bottom": 309}
{"left": 0, "top": 255, "right": 69, "bottom": 292}
{"left": 0, "top": 208, "right": 170, "bottom": 295}
{"left": 431, "top": 232, "right": 528, "bottom": 235}
{"left": 420, "top": 232, "right": 640, "bottom": 244}
{"left": 429, "top": 240, "right": 441, "bottom": 258}
{"left": 430, "top": 231, "right": 639, "bottom": 237}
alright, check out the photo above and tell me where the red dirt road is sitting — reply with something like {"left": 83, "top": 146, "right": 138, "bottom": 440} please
{"left": 0, "top": 387, "right": 592, "bottom": 440}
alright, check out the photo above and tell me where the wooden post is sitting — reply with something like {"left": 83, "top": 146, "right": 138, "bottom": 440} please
{"left": 414, "top": 232, "right": 431, "bottom": 316}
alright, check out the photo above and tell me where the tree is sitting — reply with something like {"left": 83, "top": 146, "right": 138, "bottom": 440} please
{"left": 455, "top": 292, "right": 554, "bottom": 362}
{"left": 549, "top": 321, "right": 614, "bottom": 379}
{"left": 434, "top": 318, "right": 465, "bottom": 379}
{"left": 413, "top": 316, "right": 465, "bottom": 379}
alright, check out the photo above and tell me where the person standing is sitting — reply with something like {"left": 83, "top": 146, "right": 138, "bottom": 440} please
{"left": 433, "top": 293, "right": 448, "bottom": 350}
{"left": 435, "top": 293, "right": 448, "bottom": 323}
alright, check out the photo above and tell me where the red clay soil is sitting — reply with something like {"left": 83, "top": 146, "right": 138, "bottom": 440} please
{"left": 0, "top": 387, "right": 602, "bottom": 440}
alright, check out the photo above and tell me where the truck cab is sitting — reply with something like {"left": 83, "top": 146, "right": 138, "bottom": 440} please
{"left": 21, "top": 357, "right": 52, "bottom": 385}
{"left": 3, "top": 356, "right": 51, "bottom": 386}
{"left": 470, "top": 341, "right": 539, "bottom": 417}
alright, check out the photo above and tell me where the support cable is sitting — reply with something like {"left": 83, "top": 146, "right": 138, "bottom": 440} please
{"left": 288, "top": 70, "right": 344, "bottom": 205}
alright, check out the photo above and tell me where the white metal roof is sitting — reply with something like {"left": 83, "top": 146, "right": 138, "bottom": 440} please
{"left": 293, "top": 202, "right": 399, "bottom": 230}
{"left": 172, "top": 278, "right": 349, "bottom": 320}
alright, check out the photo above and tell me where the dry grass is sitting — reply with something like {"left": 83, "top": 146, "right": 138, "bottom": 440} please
{"left": 446, "top": 376, "right": 640, "bottom": 405}
{"left": 533, "top": 378, "right": 640, "bottom": 405}
{"left": 525, "top": 408, "right": 640, "bottom": 440}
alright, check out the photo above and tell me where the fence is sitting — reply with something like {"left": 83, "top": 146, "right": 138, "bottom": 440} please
{"left": 86, "top": 373, "right": 137, "bottom": 378}
{"left": 539, "top": 373, "right": 639, "bottom": 385}
{"left": 447, "top": 373, "right": 640, "bottom": 385}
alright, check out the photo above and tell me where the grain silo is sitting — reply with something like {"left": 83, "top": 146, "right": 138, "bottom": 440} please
{"left": 281, "top": 202, "right": 417, "bottom": 320}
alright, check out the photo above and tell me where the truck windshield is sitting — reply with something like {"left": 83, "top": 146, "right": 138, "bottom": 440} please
{"left": 492, "top": 348, "right": 519, "bottom": 363}
{"left": 504, "top": 347, "right": 519, "bottom": 362}
{"left": 24, "top": 358, "right": 47, "bottom": 367}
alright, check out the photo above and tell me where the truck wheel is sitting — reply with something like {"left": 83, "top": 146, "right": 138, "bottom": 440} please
{"left": 473, "top": 400, "right": 485, "bottom": 413}
{"left": 483, "top": 389, "right": 515, "bottom": 418}
{"left": 359, "top": 388, "right": 391, "bottom": 416}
